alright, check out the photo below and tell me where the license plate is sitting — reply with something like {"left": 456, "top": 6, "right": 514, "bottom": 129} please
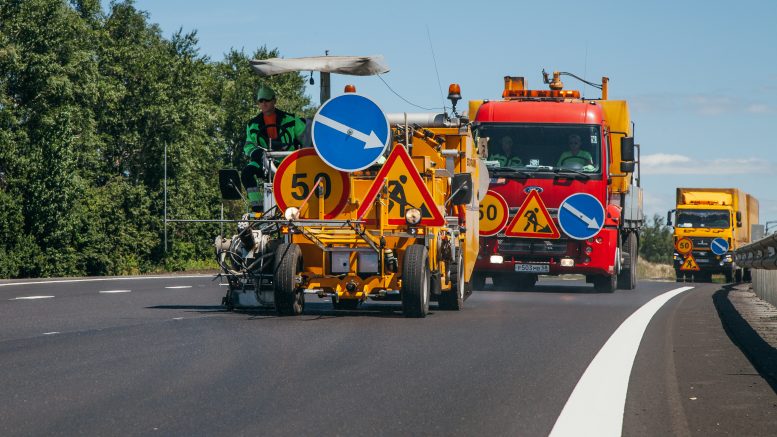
{"left": 515, "top": 263, "right": 550, "bottom": 273}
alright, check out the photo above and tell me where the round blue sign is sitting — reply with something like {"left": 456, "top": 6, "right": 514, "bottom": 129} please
{"left": 710, "top": 237, "right": 729, "bottom": 255}
{"left": 558, "top": 193, "right": 605, "bottom": 240}
{"left": 311, "top": 93, "right": 390, "bottom": 172}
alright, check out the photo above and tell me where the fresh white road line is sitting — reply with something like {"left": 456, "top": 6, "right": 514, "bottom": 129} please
{"left": 0, "top": 274, "right": 214, "bottom": 288}
{"left": 9, "top": 296, "right": 55, "bottom": 300}
{"left": 99, "top": 290, "right": 131, "bottom": 294}
{"left": 165, "top": 286, "right": 192, "bottom": 289}
{"left": 43, "top": 332, "right": 60, "bottom": 335}
{"left": 172, "top": 317, "right": 184, "bottom": 320}
{"left": 550, "top": 286, "right": 695, "bottom": 437}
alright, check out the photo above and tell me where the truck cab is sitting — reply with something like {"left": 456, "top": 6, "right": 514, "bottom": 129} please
{"left": 471, "top": 73, "right": 643, "bottom": 292}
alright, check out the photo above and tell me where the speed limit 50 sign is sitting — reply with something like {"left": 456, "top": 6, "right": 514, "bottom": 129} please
{"left": 273, "top": 149, "right": 350, "bottom": 219}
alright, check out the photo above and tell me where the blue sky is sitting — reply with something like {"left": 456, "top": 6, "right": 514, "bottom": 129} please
{"left": 105, "top": 0, "right": 777, "bottom": 225}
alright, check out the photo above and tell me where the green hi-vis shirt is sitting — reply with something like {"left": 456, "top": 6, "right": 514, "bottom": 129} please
{"left": 557, "top": 150, "right": 593, "bottom": 167}
{"left": 243, "top": 109, "right": 306, "bottom": 160}
{"left": 491, "top": 154, "right": 523, "bottom": 168}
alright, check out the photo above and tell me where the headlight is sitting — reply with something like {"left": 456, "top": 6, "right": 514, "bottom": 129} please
{"left": 284, "top": 207, "right": 300, "bottom": 221}
{"left": 405, "top": 208, "right": 422, "bottom": 225}
{"left": 489, "top": 254, "right": 504, "bottom": 264}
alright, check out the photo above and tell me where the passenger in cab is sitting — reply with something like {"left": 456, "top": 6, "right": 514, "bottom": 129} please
{"left": 491, "top": 136, "right": 523, "bottom": 168}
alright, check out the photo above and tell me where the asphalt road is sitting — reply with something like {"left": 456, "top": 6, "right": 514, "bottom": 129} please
{"left": 1, "top": 275, "right": 775, "bottom": 436}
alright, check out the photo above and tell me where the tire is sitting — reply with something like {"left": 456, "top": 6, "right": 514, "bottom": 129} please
{"left": 594, "top": 273, "right": 616, "bottom": 293}
{"left": 735, "top": 268, "right": 743, "bottom": 283}
{"left": 471, "top": 272, "right": 486, "bottom": 291}
{"left": 332, "top": 297, "right": 360, "bottom": 310}
{"left": 617, "top": 233, "right": 638, "bottom": 290}
{"left": 401, "top": 245, "right": 431, "bottom": 318}
{"left": 724, "top": 268, "right": 733, "bottom": 283}
{"left": 439, "top": 252, "right": 465, "bottom": 311}
{"left": 675, "top": 270, "right": 685, "bottom": 282}
{"left": 273, "top": 243, "right": 304, "bottom": 316}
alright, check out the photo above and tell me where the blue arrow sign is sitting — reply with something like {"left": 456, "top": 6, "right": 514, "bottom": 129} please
{"left": 710, "top": 237, "right": 729, "bottom": 255}
{"left": 312, "top": 93, "right": 390, "bottom": 172}
{"left": 558, "top": 193, "right": 605, "bottom": 240}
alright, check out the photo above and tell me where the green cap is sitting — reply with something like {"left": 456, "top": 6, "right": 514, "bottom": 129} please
{"left": 256, "top": 86, "right": 276, "bottom": 101}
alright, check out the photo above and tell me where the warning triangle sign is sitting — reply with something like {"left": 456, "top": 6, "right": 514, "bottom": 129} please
{"left": 504, "top": 189, "right": 560, "bottom": 239}
{"left": 357, "top": 145, "right": 445, "bottom": 226}
{"left": 680, "top": 254, "right": 700, "bottom": 271}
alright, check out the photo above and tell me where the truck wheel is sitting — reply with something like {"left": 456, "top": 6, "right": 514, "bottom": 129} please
{"left": 724, "top": 268, "right": 733, "bottom": 283}
{"left": 439, "top": 252, "right": 465, "bottom": 311}
{"left": 617, "top": 233, "right": 638, "bottom": 290}
{"left": 332, "top": 297, "right": 360, "bottom": 310}
{"left": 273, "top": 243, "right": 304, "bottom": 316}
{"left": 735, "top": 268, "right": 743, "bottom": 283}
{"left": 401, "top": 245, "right": 431, "bottom": 318}
{"left": 594, "top": 274, "right": 616, "bottom": 293}
{"left": 471, "top": 273, "right": 486, "bottom": 291}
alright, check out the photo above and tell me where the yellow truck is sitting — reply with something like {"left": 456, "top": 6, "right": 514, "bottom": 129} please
{"left": 668, "top": 188, "right": 759, "bottom": 282}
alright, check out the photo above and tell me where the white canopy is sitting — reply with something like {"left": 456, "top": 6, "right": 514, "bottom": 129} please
{"left": 249, "top": 55, "right": 389, "bottom": 77}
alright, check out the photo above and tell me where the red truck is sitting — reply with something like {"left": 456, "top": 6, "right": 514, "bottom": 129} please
{"left": 471, "top": 72, "right": 643, "bottom": 292}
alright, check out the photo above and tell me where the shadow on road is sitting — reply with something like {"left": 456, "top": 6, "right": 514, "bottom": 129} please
{"left": 147, "top": 302, "right": 411, "bottom": 319}
{"left": 713, "top": 285, "right": 777, "bottom": 393}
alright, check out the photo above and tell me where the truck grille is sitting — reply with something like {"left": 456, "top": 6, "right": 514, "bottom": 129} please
{"left": 690, "top": 238, "right": 712, "bottom": 249}
{"left": 498, "top": 238, "right": 572, "bottom": 256}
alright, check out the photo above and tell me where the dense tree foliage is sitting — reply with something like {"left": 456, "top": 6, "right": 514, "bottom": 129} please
{"left": 0, "top": 0, "right": 311, "bottom": 277}
{"left": 639, "top": 214, "right": 674, "bottom": 264}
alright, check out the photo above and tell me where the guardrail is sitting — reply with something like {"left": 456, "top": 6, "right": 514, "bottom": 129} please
{"left": 735, "top": 234, "right": 777, "bottom": 269}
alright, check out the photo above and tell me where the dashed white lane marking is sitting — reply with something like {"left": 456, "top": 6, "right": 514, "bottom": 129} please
{"left": 165, "top": 286, "right": 192, "bottom": 289}
{"left": 172, "top": 317, "right": 184, "bottom": 320}
{"left": 43, "top": 332, "right": 60, "bottom": 335}
{"left": 10, "top": 296, "right": 54, "bottom": 300}
{"left": 99, "top": 290, "right": 131, "bottom": 294}
{"left": 0, "top": 274, "right": 213, "bottom": 288}
{"left": 550, "top": 286, "right": 695, "bottom": 437}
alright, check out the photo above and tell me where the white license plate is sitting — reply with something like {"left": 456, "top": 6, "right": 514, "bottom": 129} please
{"left": 515, "top": 264, "right": 550, "bottom": 273}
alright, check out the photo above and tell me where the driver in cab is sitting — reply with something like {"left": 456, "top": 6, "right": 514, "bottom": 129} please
{"left": 557, "top": 134, "right": 593, "bottom": 169}
{"left": 491, "top": 136, "right": 523, "bottom": 168}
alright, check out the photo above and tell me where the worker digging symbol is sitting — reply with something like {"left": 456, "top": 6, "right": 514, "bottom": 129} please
{"left": 523, "top": 207, "right": 552, "bottom": 233}
{"left": 388, "top": 175, "right": 430, "bottom": 218}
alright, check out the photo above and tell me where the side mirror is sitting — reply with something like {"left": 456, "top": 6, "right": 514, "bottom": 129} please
{"left": 219, "top": 169, "right": 243, "bottom": 200}
{"left": 666, "top": 210, "right": 673, "bottom": 227}
{"left": 620, "top": 161, "right": 635, "bottom": 173}
{"left": 736, "top": 211, "right": 742, "bottom": 228}
{"left": 621, "top": 136, "right": 635, "bottom": 162}
{"left": 449, "top": 173, "right": 473, "bottom": 205}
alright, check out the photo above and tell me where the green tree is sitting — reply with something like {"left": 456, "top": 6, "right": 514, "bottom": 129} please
{"left": 640, "top": 214, "right": 674, "bottom": 264}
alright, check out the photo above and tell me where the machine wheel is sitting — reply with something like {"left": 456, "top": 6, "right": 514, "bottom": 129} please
{"left": 439, "top": 252, "right": 465, "bottom": 311}
{"left": 735, "top": 268, "right": 743, "bottom": 283}
{"left": 617, "top": 233, "right": 638, "bottom": 290}
{"left": 401, "top": 245, "right": 431, "bottom": 318}
{"left": 471, "top": 272, "right": 486, "bottom": 291}
{"left": 273, "top": 243, "right": 304, "bottom": 316}
{"left": 332, "top": 297, "right": 360, "bottom": 310}
{"left": 593, "top": 273, "right": 616, "bottom": 293}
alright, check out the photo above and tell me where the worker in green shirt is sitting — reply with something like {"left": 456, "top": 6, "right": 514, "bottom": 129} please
{"left": 241, "top": 86, "right": 306, "bottom": 212}
{"left": 490, "top": 136, "right": 523, "bottom": 168}
{"left": 557, "top": 134, "right": 593, "bottom": 168}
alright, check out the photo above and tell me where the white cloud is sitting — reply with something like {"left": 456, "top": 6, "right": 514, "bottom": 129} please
{"left": 641, "top": 154, "right": 775, "bottom": 175}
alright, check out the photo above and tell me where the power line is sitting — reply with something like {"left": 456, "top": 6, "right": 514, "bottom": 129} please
{"left": 376, "top": 74, "right": 444, "bottom": 112}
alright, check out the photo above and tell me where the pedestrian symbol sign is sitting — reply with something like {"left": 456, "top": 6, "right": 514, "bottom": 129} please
{"left": 504, "top": 189, "right": 560, "bottom": 238}
{"left": 311, "top": 93, "right": 390, "bottom": 172}
{"left": 710, "top": 237, "right": 729, "bottom": 255}
{"left": 357, "top": 144, "right": 445, "bottom": 226}
{"left": 680, "top": 254, "right": 700, "bottom": 271}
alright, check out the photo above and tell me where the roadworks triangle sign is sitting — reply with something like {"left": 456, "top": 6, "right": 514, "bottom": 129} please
{"left": 680, "top": 254, "right": 700, "bottom": 271}
{"left": 504, "top": 189, "right": 560, "bottom": 238}
{"left": 357, "top": 144, "right": 445, "bottom": 226}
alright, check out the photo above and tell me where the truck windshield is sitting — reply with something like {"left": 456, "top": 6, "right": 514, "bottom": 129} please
{"left": 474, "top": 123, "right": 602, "bottom": 173}
{"left": 676, "top": 210, "right": 730, "bottom": 229}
